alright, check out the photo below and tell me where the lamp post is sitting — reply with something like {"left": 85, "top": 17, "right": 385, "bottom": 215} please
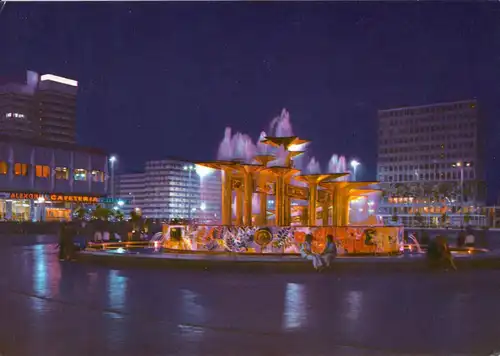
{"left": 109, "top": 156, "right": 117, "bottom": 201}
{"left": 128, "top": 192, "right": 136, "bottom": 211}
{"left": 350, "top": 160, "right": 360, "bottom": 181}
{"left": 452, "top": 161, "right": 471, "bottom": 226}
{"left": 184, "top": 165, "right": 196, "bottom": 221}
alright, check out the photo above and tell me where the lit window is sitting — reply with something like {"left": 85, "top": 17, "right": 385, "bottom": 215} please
{"left": 74, "top": 169, "right": 87, "bottom": 181}
{"left": 55, "top": 167, "right": 69, "bottom": 180}
{"left": 35, "top": 165, "right": 50, "bottom": 178}
{"left": 14, "top": 163, "right": 29, "bottom": 176}
{"left": 91, "top": 170, "right": 105, "bottom": 182}
{"left": 5, "top": 113, "right": 25, "bottom": 119}
{"left": 0, "top": 161, "right": 8, "bottom": 175}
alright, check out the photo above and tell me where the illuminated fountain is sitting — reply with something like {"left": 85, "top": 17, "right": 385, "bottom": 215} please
{"left": 146, "top": 131, "right": 404, "bottom": 256}
{"left": 136, "top": 108, "right": 404, "bottom": 255}
{"left": 82, "top": 108, "right": 492, "bottom": 265}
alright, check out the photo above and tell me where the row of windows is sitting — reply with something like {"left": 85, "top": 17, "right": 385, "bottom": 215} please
{"left": 143, "top": 189, "right": 199, "bottom": 194}
{"left": 380, "top": 170, "right": 475, "bottom": 182}
{"left": 146, "top": 172, "right": 198, "bottom": 179}
{"left": 0, "top": 162, "right": 105, "bottom": 182}
{"left": 4, "top": 112, "right": 26, "bottom": 119}
{"left": 380, "top": 113, "right": 475, "bottom": 125}
{"left": 379, "top": 134, "right": 475, "bottom": 146}
{"left": 379, "top": 162, "right": 474, "bottom": 172}
{"left": 142, "top": 196, "right": 199, "bottom": 201}
{"left": 147, "top": 178, "right": 199, "bottom": 185}
{"left": 378, "top": 103, "right": 475, "bottom": 118}
{"left": 379, "top": 142, "right": 474, "bottom": 154}
{"left": 379, "top": 151, "right": 476, "bottom": 162}
{"left": 380, "top": 123, "right": 476, "bottom": 135}
{"left": 381, "top": 116, "right": 476, "bottom": 128}
{"left": 380, "top": 153, "right": 473, "bottom": 162}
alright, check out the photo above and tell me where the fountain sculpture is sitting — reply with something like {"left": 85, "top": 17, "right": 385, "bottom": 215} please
{"left": 160, "top": 132, "right": 403, "bottom": 255}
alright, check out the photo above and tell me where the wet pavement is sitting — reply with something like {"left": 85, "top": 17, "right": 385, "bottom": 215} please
{"left": 1, "top": 235, "right": 500, "bottom": 356}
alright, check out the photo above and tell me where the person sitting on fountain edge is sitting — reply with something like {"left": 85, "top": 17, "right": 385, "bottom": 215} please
{"left": 457, "top": 229, "right": 466, "bottom": 248}
{"left": 464, "top": 226, "right": 476, "bottom": 247}
{"left": 427, "top": 235, "right": 456, "bottom": 271}
{"left": 300, "top": 234, "right": 324, "bottom": 271}
{"left": 321, "top": 235, "right": 337, "bottom": 268}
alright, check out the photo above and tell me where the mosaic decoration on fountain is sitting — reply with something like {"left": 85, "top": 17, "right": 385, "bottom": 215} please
{"left": 162, "top": 225, "right": 404, "bottom": 254}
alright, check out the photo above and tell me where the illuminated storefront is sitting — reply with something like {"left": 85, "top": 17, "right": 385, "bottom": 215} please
{"left": 0, "top": 192, "right": 129, "bottom": 222}
{"left": 0, "top": 134, "right": 111, "bottom": 221}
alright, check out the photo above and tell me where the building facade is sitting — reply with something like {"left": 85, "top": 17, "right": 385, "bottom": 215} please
{"left": 116, "top": 159, "right": 222, "bottom": 222}
{"left": 196, "top": 168, "right": 222, "bottom": 223}
{"left": 0, "top": 135, "right": 108, "bottom": 221}
{"left": 115, "top": 172, "right": 146, "bottom": 216}
{"left": 377, "top": 99, "right": 486, "bottom": 226}
{"left": 0, "top": 71, "right": 77, "bottom": 144}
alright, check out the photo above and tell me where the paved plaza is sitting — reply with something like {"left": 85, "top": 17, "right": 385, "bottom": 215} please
{"left": 0, "top": 234, "right": 499, "bottom": 355}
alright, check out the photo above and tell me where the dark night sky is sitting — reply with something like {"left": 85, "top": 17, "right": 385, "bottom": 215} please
{"left": 1, "top": 2, "right": 500, "bottom": 199}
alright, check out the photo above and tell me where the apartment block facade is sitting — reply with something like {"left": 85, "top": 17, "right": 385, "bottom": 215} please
{"left": 377, "top": 99, "right": 486, "bottom": 226}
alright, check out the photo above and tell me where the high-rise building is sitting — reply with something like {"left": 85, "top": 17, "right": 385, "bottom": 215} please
{"left": 116, "top": 159, "right": 222, "bottom": 221}
{"left": 377, "top": 99, "right": 486, "bottom": 226}
{"left": 0, "top": 70, "right": 77, "bottom": 144}
{"left": 36, "top": 74, "right": 78, "bottom": 144}
{"left": 115, "top": 172, "right": 146, "bottom": 216}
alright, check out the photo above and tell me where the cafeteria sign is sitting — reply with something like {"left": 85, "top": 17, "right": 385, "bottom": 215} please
{"left": 9, "top": 192, "right": 100, "bottom": 203}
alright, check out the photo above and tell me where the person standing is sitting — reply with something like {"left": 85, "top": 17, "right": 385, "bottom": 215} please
{"left": 457, "top": 229, "right": 466, "bottom": 248}
{"left": 64, "top": 222, "right": 77, "bottom": 261}
{"left": 58, "top": 223, "right": 67, "bottom": 261}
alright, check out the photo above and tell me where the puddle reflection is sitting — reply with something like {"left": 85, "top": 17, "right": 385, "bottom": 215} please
{"left": 282, "top": 283, "right": 307, "bottom": 331}
{"left": 345, "top": 290, "right": 363, "bottom": 321}
{"left": 177, "top": 289, "right": 206, "bottom": 345}
{"left": 180, "top": 289, "right": 206, "bottom": 323}
{"left": 31, "top": 245, "right": 60, "bottom": 314}
{"left": 32, "top": 245, "right": 60, "bottom": 296}
{"left": 107, "top": 270, "right": 128, "bottom": 310}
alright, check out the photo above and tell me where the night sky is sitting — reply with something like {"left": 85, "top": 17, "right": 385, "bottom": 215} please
{"left": 1, "top": 3, "right": 500, "bottom": 200}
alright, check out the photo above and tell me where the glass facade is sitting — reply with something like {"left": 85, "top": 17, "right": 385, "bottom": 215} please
{"left": 117, "top": 159, "right": 222, "bottom": 221}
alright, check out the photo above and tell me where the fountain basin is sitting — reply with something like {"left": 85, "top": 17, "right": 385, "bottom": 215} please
{"left": 77, "top": 242, "right": 498, "bottom": 273}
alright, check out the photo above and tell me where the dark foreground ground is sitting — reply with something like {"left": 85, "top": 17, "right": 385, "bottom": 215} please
{"left": 1, "top": 234, "right": 500, "bottom": 356}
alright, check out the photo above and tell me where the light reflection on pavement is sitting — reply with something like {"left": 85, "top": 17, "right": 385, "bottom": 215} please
{"left": 0, "top": 234, "right": 499, "bottom": 356}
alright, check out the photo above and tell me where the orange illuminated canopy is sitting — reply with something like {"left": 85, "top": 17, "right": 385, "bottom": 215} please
{"left": 260, "top": 136, "right": 310, "bottom": 150}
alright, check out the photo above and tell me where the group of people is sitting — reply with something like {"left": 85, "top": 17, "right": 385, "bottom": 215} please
{"left": 300, "top": 234, "right": 337, "bottom": 271}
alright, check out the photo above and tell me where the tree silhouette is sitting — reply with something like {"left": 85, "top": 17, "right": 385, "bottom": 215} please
{"left": 92, "top": 205, "right": 113, "bottom": 221}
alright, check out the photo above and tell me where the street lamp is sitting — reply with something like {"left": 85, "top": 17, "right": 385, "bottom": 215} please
{"left": 452, "top": 161, "right": 472, "bottom": 226}
{"left": 184, "top": 165, "right": 196, "bottom": 220}
{"left": 128, "top": 192, "right": 136, "bottom": 208}
{"left": 109, "top": 155, "right": 117, "bottom": 201}
{"left": 350, "top": 160, "right": 360, "bottom": 181}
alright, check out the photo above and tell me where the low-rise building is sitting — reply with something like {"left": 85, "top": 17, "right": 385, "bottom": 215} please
{"left": 0, "top": 134, "right": 109, "bottom": 221}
